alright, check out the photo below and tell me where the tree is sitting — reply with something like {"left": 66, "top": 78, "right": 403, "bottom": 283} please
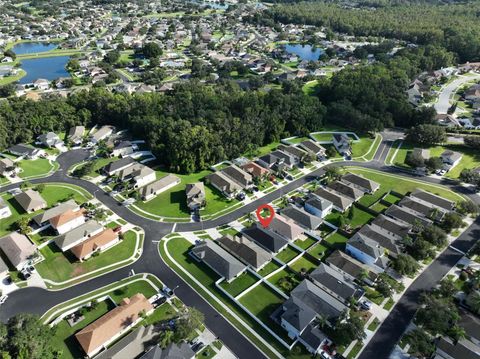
{"left": 405, "top": 124, "right": 446, "bottom": 146}
{"left": 457, "top": 200, "right": 479, "bottom": 215}
{"left": 466, "top": 291, "right": 480, "bottom": 314}
{"left": 142, "top": 42, "right": 163, "bottom": 59}
{"left": 103, "top": 50, "right": 120, "bottom": 64}
{"left": 464, "top": 136, "right": 480, "bottom": 149}
{"left": 405, "top": 151, "right": 425, "bottom": 168}
{"left": 3, "top": 49, "right": 16, "bottom": 61}
{"left": 404, "top": 328, "right": 434, "bottom": 358}
{"left": 376, "top": 278, "right": 393, "bottom": 298}
{"left": 459, "top": 169, "right": 480, "bottom": 185}
{"left": 415, "top": 295, "right": 459, "bottom": 336}
{"left": 392, "top": 254, "right": 419, "bottom": 276}
{"left": 173, "top": 307, "right": 204, "bottom": 342}
{"left": 325, "top": 166, "right": 341, "bottom": 183}
{"left": 326, "top": 146, "right": 337, "bottom": 158}
{"left": 438, "top": 278, "right": 458, "bottom": 298}
{"left": 159, "top": 329, "right": 175, "bottom": 348}
{"left": 408, "top": 238, "right": 435, "bottom": 260}
{"left": 441, "top": 212, "right": 464, "bottom": 233}
{"left": 418, "top": 226, "right": 448, "bottom": 247}
{"left": 331, "top": 313, "right": 366, "bottom": 347}
{"left": 424, "top": 157, "right": 443, "bottom": 172}
{"left": 35, "top": 184, "right": 45, "bottom": 193}
{"left": 16, "top": 216, "right": 31, "bottom": 235}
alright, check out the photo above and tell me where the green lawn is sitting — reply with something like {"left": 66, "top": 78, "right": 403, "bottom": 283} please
{"left": 18, "top": 158, "right": 56, "bottom": 178}
{"left": 134, "top": 169, "right": 239, "bottom": 219}
{"left": 383, "top": 298, "right": 395, "bottom": 310}
{"left": 267, "top": 268, "right": 300, "bottom": 295}
{"left": 302, "top": 80, "right": 320, "bottom": 96}
{"left": 275, "top": 246, "right": 301, "bottom": 263}
{"left": 346, "top": 167, "right": 465, "bottom": 203}
{"left": 286, "top": 136, "right": 310, "bottom": 145}
{"left": 142, "top": 302, "right": 177, "bottom": 326}
{"left": 219, "top": 272, "right": 259, "bottom": 297}
{"left": 293, "top": 237, "right": 317, "bottom": 250}
{"left": 349, "top": 206, "right": 375, "bottom": 228}
{"left": 351, "top": 136, "right": 375, "bottom": 158}
{"left": 257, "top": 261, "right": 282, "bottom": 277}
{"left": 310, "top": 133, "right": 334, "bottom": 142}
{"left": 0, "top": 69, "right": 26, "bottom": 85}
{"left": 289, "top": 255, "right": 318, "bottom": 274}
{"left": 197, "top": 345, "right": 216, "bottom": 359}
{"left": 347, "top": 341, "right": 364, "bottom": 359}
{"left": 35, "top": 231, "right": 137, "bottom": 283}
{"left": 367, "top": 318, "right": 380, "bottom": 331}
{"left": 74, "top": 157, "right": 117, "bottom": 178}
{"left": 370, "top": 202, "right": 389, "bottom": 213}
{"left": 364, "top": 287, "right": 385, "bottom": 306}
{"left": 324, "top": 232, "right": 349, "bottom": 250}
{"left": 239, "top": 282, "right": 285, "bottom": 323}
{"left": 244, "top": 142, "right": 280, "bottom": 159}
{"left": 383, "top": 193, "right": 402, "bottom": 205}
{"left": 307, "top": 243, "right": 332, "bottom": 261}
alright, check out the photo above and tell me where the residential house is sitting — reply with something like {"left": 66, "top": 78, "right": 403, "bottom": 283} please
{"left": 332, "top": 133, "right": 351, "bottom": 156}
{"left": 358, "top": 225, "right": 402, "bottom": 258}
{"left": 241, "top": 161, "right": 270, "bottom": 180}
{"left": 299, "top": 140, "right": 326, "bottom": 160}
{"left": 326, "top": 250, "right": 377, "bottom": 285}
{"left": 370, "top": 214, "right": 411, "bottom": 240}
{"left": 242, "top": 223, "right": 289, "bottom": 253}
{"left": 54, "top": 220, "right": 104, "bottom": 252}
{"left": 327, "top": 180, "right": 364, "bottom": 201}
{"left": 111, "top": 141, "right": 135, "bottom": 157}
{"left": 217, "top": 234, "right": 272, "bottom": 270}
{"left": 434, "top": 337, "right": 480, "bottom": 359}
{"left": 279, "top": 279, "right": 347, "bottom": 339}
{"left": 309, "top": 263, "right": 362, "bottom": 305}
{"left": 33, "top": 78, "right": 50, "bottom": 91}
{"left": 140, "top": 343, "right": 195, "bottom": 359}
{"left": 0, "top": 232, "right": 37, "bottom": 270}
{"left": 14, "top": 189, "right": 47, "bottom": 213}
{"left": 277, "top": 144, "right": 308, "bottom": 163}
{"left": 459, "top": 309, "right": 480, "bottom": 347}
{"left": 103, "top": 157, "right": 136, "bottom": 176}
{"left": 270, "top": 150, "right": 296, "bottom": 169}
{"left": 206, "top": 172, "right": 242, "bottom": 198}
{"left": 406, "top": 82, "right": 423, "bottom": 106}
{"left": 465, "top": 84, "right": 480, "bottom": 102}
{"left": 37, "top": 132, "right": 63, "bottom": 148}
{"left": 7, "top": 144, "right": 40, "bottom": 159}
{"left": 313, "top": 187, "right": 353, "bottom": 212}
{"left": 436, "top": 114, "right": 461, "bottom": 128}
{"left": 90, "top": 125, "right": 114, "bottom": 144}
{"left": 398, "top": 196, "right": 448, "bottom": 222}
{"left": 139, "top": 174, "right": 180, "bottom": 201}
{"left": 191, "top": 240, "right": 247, "bottom": 282}
{"left": 68, "top": 126, "right": 85, "bottom": 145}
{"left": 0, "top": 256, "right": 8, "bottom": 278}
{"left": 341, "top": 173, "right": 380, "bottom": 194}
{"left": 346, "top": 233, "right": 389, "bottom": 272}
{"left": 304, "top": 196, "right": 333, "bottom": 219}
{"left": 385, "top": 204, "right": 433, "bottom": 228}
{"left": 118, "top": 164, "right": 156, "bottom": 189}
{"left": 257, "top": 153, "right": 284, "bottom": 172}
{"left": 185, "top": 182, "right": 206, "bottom": 211}
{"left": 49, "top": 209, "right": 86, "bottom": 235}
{"left": 440, "top": 150, "right": 463, "bottom": 169}
{"left": 0, "top": 158, "right": 15, "bottom": 177}
{"left": 32, "top": 199, "right": 79, "bottom": 227}
{"left": 269, "top": 214, "right": 304, "bottom": 241}
{"left": 70, "top": 228, "right": 120, "bottom": 261}
{"left": 281, "top": 205, "right": 323, "bottom": 231}
{"left": 75, "top": 294, "right": 154, "bottom": 358}
{"left": 0, "top": 197, "right": 12, "bottom": 219}
{"left": 222, "top": 165, "right": 253, "bottom": 189}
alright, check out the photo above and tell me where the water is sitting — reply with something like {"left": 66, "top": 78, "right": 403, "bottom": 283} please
{"left": 284, "top": 44, "right": 324, "bottom": 61}
{"left": 19, "top": 56, "right": 70, "bottom": 84}
{"left": 188, "top": 0, "right": 230, "bottom": 9}
{"left": 12, "top": 42, "right": 57, "bottom": 55}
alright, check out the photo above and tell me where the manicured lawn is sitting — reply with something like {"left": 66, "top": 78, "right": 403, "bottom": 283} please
{"left": 0, "top": 69, "right": 26, "bottom": 85}
{"left": 197, "top": 345, "right": 216, "bottom": 359}
{"left": 74, "top": 157, "right": 117, "bottom": 177}
{"left": 239, "top": 282, "right": 285, "bottom": 323}
{"left": 35, "top": 231, "right": 137, "bottom": 283}
{"left": 267, "top": 268, "right": 300, "bottom": 295}
{"left": 134, "top": 169, "right": 239, "bottom": 218}
{"left": 18, "top": 158, "right": 55, "bottom": 178}
{"left": 364, "top": 287, "right": 385, "bottom": 306}
{"left": 289, "top": 255, "right": 318, "bottom": 274}
{"left": 307, "top": 243, "right": 331, "bottom": 261}
{"left": 370, "top": 202, "right": 389, "bottom": 213}
{"left": 324, "top": 232, "right": 349, "bottom": 250}
{"left": 302, "top": 80, "right": 320, "bottom": 96}
{"left": 351, "top": 136, "right": 375, "bottom": 158}
{"left": 324, "top": 210, "right": 342, "bottom": 227}
{"left": 348, "top": 206, "right": 375, "bottom": 228}
{"left": 142, "top": 302, "right": 177, "bottom": 326}
{"left": 220, "top": 272, "right": 259, "bottom": 297}
{"left": 218, "top": 226, "right": 240, "bottom": 237}
{"left": 383, "top": 193, "right": 402, "bottom": 205}
{"left": 347, "top": 341, "right": 364, "bottom": 359}
{"left": 367, "top": 317, "right": 380, "bottom": 331}
{"left": 346, "top": 167, "right": 465, "bottom": 203}
{"left": 286, "top": 136, "right": 310, "bottom": 144}
{"left": 275, "top": 246, "right": 301, "bottom": 263}
{"left": 257, "top": 261, "right": 282, "bottom": 277}
{"left": 383, "top": 298, "right": 395, "bottom": 310}
{"left": 293, "top": 237, "right": 317, "bottom": 250}
{"left": 244, "top": 142, "right": 280, "bottom": 159}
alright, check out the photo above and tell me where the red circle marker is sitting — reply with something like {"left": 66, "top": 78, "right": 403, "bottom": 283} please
{"left": 256, "top": 204, "right": 275, "bottom": 228}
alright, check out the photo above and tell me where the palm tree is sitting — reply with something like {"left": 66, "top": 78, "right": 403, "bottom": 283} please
{"left": 466, "top": 291, "right": 480, "bottom": 314}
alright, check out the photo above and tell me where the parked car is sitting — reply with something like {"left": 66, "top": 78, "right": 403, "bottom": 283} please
{"left": 20, "top": 269, "right": 31, "bottom": 280}
{"left": 360, "top": 299, "right": 372, "bottom": 310}
{"left": 162, "top": 286, "right": 174, "bottom": 296}
{"left": 319, "top": 351, "right": 331, "bottom": 359}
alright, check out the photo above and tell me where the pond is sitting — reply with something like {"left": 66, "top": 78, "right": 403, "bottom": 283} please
{"left": 12, "top": 42, "right": 57, "bottom": 55}
{"left": 284, "top": 43, "right": 324, "bottom": 61}
{"left": 19, "top": 56, "right": 70, "bottom": 84}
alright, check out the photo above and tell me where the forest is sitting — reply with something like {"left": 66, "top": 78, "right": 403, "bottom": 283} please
{"left": 262, "top": 0, "right": 480, "bottom": 62}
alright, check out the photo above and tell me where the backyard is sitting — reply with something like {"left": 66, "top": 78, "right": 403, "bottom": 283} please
{"left": 219, "top": 271, "right": 259, "bottom": 297}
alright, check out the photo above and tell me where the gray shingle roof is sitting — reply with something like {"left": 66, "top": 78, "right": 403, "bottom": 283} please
{"left": 309, "top": 263, "right": 359, "bottom": 302}
{"left": 326, "top": 250, "right": 377, "bottom": 282}
{"left": 358, "top": 225, "right": 401, "bottom": 256}
{"left": 341, "top": 173, "right": 379, "bottom": 193}
{"left": 371, "top": 214, "right": 410, "bottom": 239}
{"left": 0, "top": 232, "right": 36, "bottom": 269}
{"left": 217, "top": 235, "right": 272, "bottom": 269}
{"left": 385, "top": 204, "right": 432, "bottom": 227}
{"left": 281, "top": 205, "right": 323, "bottom": 230}
{"left": 328, "top": 180, "right": 364, "bottom": 200}
{"left": 32, "top": 199, "right": 78, "bottom": 225}
{"left": 54, "top": 220, "right": 103, "bottom": 251}
{"left": 410, "top": 189, "right": 455, "bottom": 211}
{"left": 313, "top": 187, "right": 353, "bottom": 211}
{"left": 103, "top": 157, "right": 136, "bottom": 174}
{"left": 241, "top": 223, "right": 289, "bottom": 253}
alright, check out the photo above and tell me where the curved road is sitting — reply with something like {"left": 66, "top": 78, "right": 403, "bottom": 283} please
{"left": 1, "top": 138, "right": 479, "bottom": 359}
{"left": 434, "top": 73, "right": 480, "bottom": 114}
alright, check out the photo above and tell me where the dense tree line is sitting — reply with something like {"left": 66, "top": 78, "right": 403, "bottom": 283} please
{"left": 262, "top": 0, "right": 480, "bottom": 62}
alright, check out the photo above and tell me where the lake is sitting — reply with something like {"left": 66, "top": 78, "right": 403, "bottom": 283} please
{"left": 284, "top": 44, "right": 324, "bottom": 61}
{"left": 19, "top": 56, "right": 70, "bottom": 84}
{"left": 12, "top": 42, "right": 57, "bottom": 55}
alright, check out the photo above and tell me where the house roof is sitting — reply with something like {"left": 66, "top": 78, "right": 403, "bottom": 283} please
{"left": 114, "top": 140, "right": 133, "bottom": 150}
{"left": 70, "top": 228, "right": 118, "bottom": 260}
{"left": 257, "top": 153, "right": 281, "bottom": 166}
{"left": 91, "top": 125, "right": 113, "bottom": 141}
{"left": 191, "top": 240, "right": 246, "bottom": 281}
{"left": 385, "top": 204, "right": 432, "bottom": 227}
{"left": 206, "top": 172, "right": 242, "bottom": 194}
{"left": 8, "top": 144, "right": 37, "bottom": 156}
{"left": 185, "top": 182, "right": 205, "bottom": 198}
{"left": 328, "top": 180, "right": 364, "bottom": 200}
{"left": 0, "top": 232, "right": 36, "bottom": 268}
{"left": 348, "top": 234, "right": 389, "bottom": 269}
{"left": 221, "top": 164, "right": 252, "bottom": 187}
{"left": 269, "top": 214, "right": 304, "bottom": 240}
{"left": 75, "top": 294, "right": 153, "bottom": 356}
{"left": 271, "top": 150, "right": 295, "bottom": 166}
{"left": 14, "top": 189, "right": 47, "bottom": 212}
{"left": 104, "top": 157, "right": 136, "bottom": 174}
{"left": 300, "top": 140, "right": 326, "bottom": 155}
{"left": 54, "top": 220, "right": 103, "bottom": 251}
{"left": 309, "top": 263, "right": 359, "bottom": 302}
{"left": 119, "top": 163, "right": 155, "bottom": 181}
{"left": 32, "top": 199, "right": 79, "bottom": 225}
{"left": 436, "top": 337, "right": 480, "bottom": 359}
{"left": 241, "top": 161, "right": 270, "bottom": 178}
{"left": 358, "top": 225, "right": 401, "bottom": 256}
{"left": 305, "top": 196, "right": 333, "bottom": 212}
{"left": 50, "top": 208, "right": 85, "bottom": 229}
{"left": 0, "top": 256, "right": 8, "bottom": 274}
{"left": 0, "top": 197, "right": 8, "bottom": 211}
{"left": 341, "top": 173, "right": 379, "bottom": 193}
{"left": 398, "top": 196, "right": 445, "bottom": 221}
{"left": 281, "top": 295, "right": 317, "bottom": 332}
{"left": 441, "top": 150, "right": 462, "bottom": 162}
{"left": 410, "top": 189, "right": 455, "bottom": 211}
{"left": 299, "top": 324, "right": 328, "bottom": 352}
{"left": 326, "top": 250, "right": 377, "bottom": 282}
{"left": 0, "top": 157, "right": 14, "bottom": 170}
{"left": 371, "top": 214, "right": 410, "bottom": 239}
{"left": 242, "top": 223, "right": 289, "bottom": 253}
{"left": 277, "top": 144, "right": 308, "bottom": 159}
{"left": 217, "top": 234, "right": 272, "bottom": 269}
{"left": 459, "top": 309, "right": 480, "bottom": 343}
{"left": 96, "top": 325, "right": 157, "bottom": 359}
{"left": 281, "top": 205, "right": 323, "bottom": 230}
{"left": 140, "top": 343, "right": 195, "bottom": 359}
{"left": 313, "top": 187, "right": 353, "bottom": 211}
{"left": 139, "top": 174, "right": 180, "bottom": 197}
{"left": 68, "top": 126, "right": 85, "bottom": 140}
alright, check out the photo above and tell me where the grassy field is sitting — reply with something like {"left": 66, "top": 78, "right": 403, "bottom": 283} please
{"left": 351, "top": 136, "right": 375, "bottom": 158}
{"left": 74, "top": 157, "right": 117, "bottom": 177}
{"left": 244, "top": 142, "right": 280, "bottom": 159}
{"left": 35, "top": 231, "right": 137, "bottom": 283}
{"left": 275, "top": 246, "right": 301, "bottom": 263}
{"left": 219, "top": 272, "right": 259, "bottom": 297}
{"left": 346, "top": 167, "right": 465, "bottom": 203}
{"left": 0, "top": 69, "right": 26, "bottom": 85}
{"left": 257, "top": 261, "right": 282, "bottom": 277}
{"left": 302, "top": 80, "right": 320, "bottom": 96}
{"left": 267, "top": 268, "right": 300, "bottom": 295}
{"left": 134, "top": 169, "right": 239, "bottom": 218}
{"left": 18, "top": 158, "right": 56, "bottom": 178}
{"left": 239, "top": 282, "right": 285, "bottom": 323}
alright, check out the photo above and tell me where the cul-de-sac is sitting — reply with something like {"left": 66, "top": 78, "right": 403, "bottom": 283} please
{"left": 1, "top": 1, "right": 480, "bottom": 359}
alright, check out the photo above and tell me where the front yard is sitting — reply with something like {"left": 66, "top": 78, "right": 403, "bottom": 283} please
{"left": 18, "top": 158, "right": 57, "bottom": 178}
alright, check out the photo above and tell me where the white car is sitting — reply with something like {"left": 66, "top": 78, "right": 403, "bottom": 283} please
{"left": 319, "top": 350, "right": 331, "bottom": 359}
{"left": 0, "top": 295, "right": 8, "bottom": 305}
{"left": 360, "top": 299, "right": 373, "bottom": 310}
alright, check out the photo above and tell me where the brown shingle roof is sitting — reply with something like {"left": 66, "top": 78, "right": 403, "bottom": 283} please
{"left": 50, "top": 209, "right": 85, "bottom": 228}
{"left": 14, "top": 189, "right": 47, "bottom": 212}
{"left": 75, "top": 294, "right": 153, "bottom": 356}
{"left": 70, "top": 228, "right": 118, "bottom": 260}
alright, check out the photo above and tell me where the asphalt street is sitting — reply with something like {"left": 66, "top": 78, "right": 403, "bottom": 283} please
{"left": 1, "top": 137, "right": 479, "bottom": 359}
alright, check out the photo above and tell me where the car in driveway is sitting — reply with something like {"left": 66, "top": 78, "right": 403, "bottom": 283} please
{"left": 360, "top": 299, "right": 372, "bottom": 311}
{"left": 319, "top": 350, "right": 331, "bottom": 359}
